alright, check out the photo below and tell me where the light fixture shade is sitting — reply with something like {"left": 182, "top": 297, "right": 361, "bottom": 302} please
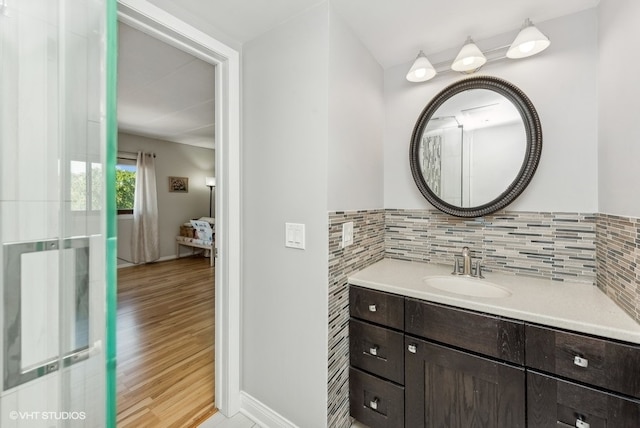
{"left": 507, "top": 19, "right": 550, "bottom": 59}
{"left": 451, "top": 37, "right": 487, "bottom": 72}
{"left": 406, "top": 50, "right": 437, "bottom": 82}
{"left": 205, "top": 176, "right": 216, "bottom": 187}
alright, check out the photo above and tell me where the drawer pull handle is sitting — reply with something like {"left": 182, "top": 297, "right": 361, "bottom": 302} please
{"left": 369, "top": 346, "right": 378, "bottom": 356}
{"left": 369, "top": 397, "right": 379, "bottom": 410}
{"left": 576, "top": 418, "right": 590, "bottom": 428}
{"left": 573, "top": 356, "right": 589, "bottom": 368}
{"left": 408, "top": 344, "right": 417, "bottom": 354}
{"left": 368, "top": 304, "right": 377, "bottom": 312}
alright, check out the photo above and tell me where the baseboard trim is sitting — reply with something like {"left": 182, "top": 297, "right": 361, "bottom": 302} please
{"left": 117, "top": 254, "right": 178, "bottom": 269}
{"left": 117, "top": 261, "right": 135, "bottom": 269}
{"left": 239, "top": 391, "right": 299, "bottom": 428}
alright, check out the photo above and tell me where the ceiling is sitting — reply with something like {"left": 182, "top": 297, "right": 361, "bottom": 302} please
{"left": 148, "top": 0, "right": 599, "bottom": 69}
{"left": 119, "top": 0, "right": 600, "bottom": 148}
{"left": 117, "top": 22, "right": 216, "bottom": 149}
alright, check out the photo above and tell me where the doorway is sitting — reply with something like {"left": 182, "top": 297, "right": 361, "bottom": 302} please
{"left": 115, "top": 13, "right": 216, "bottom": 427}
{"left": 117, "top": 0, "right": 241, "bottom": 419}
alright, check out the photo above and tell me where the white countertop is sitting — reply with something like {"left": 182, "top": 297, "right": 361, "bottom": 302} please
{"left": 348, "top": 258, "right": 640, "bottom": 345}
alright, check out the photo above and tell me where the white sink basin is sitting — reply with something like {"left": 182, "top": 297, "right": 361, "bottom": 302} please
{"left": 422, "top": 276, "right": 512, "bottom": 298}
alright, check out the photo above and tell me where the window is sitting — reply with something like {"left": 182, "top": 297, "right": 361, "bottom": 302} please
{"left": 70, "top": 160, "right": 102, "bottom": 212}
{"left": 116, "top": 158, "right": 136, "bottom": 215}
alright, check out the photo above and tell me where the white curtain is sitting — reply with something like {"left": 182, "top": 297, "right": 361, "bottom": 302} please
{"left": 132, "top": 152, "right": 160, "bottom": 263}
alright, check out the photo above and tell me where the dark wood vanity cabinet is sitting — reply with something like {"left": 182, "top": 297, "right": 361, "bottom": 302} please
{"left": 349, "top": 285, "right": 640, "bottom": 428}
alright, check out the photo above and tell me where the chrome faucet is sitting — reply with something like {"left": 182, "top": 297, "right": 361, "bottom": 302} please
{"left": 461, "top": 247, "right": 472, "bottom": 276}
{"left": 452, "top": 246, "right": 483, "bottom": 278}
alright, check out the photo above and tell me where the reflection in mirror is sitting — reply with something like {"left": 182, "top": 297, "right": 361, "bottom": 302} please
{"left": 419, "top": 89, "right": 526, "bottom": 207}
{"left": 410, "top": 76, "right": 542, "bottom": 218}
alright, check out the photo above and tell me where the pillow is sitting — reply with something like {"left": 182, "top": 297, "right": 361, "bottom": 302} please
{"left": 190, "top": 220, "right": 213, "bottom": 242}
{"left": 198, "top": 216, "right": 215, "bottom": 224}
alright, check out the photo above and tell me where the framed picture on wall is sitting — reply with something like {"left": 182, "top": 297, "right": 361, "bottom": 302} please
{"left": 169, "top": 176, "right": 189, "bottom": 193}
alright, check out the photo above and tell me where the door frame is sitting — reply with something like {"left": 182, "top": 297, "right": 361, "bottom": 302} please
{"left": 116, "top": 0, "right": 242, "bottom": 416}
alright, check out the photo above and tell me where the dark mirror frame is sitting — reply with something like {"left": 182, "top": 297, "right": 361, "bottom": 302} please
{"left": 410, "top": 75, "right": 542, "bottom": 218}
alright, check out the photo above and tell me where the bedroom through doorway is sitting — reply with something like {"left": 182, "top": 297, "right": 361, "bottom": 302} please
{"left": 114, "top": 18, "right": 217, "bottom": 426}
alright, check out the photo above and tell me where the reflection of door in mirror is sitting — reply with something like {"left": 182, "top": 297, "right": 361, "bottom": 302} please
{"left": 423, "top": 121, "right": 464, "bottom": 205}
{"left": 420, "top": 89, "right": 526, "bottom": 208}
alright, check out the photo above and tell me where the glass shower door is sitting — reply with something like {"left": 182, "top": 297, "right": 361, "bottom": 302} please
{"left": 0, "top": 0, "right": 115, "bottom": 426}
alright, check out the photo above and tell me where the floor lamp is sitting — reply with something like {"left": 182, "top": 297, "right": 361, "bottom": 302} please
{"left": 205, "top": 177, "right": 215, "bottom": 217}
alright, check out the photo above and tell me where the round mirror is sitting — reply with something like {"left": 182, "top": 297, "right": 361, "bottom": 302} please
{"left": 410, "top": 76, "right": 542, "bottom": 217}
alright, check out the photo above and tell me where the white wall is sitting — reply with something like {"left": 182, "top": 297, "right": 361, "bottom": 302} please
{"left": 598, "top": 0, "right": 640, "bottom": 217}
{"left": 242, "top": 4, "right": 330, "bottom": 427}
{"left": 384, "top": 10, "right": 599, "bottom": 213}
{"left": 117, "top": 132, "right": 214, "bottom": 264}
{"left": 328, "top": 6, "right": 384, "bottom": 211}
{"left": 242, "top": 4, "right": 385, "bottom": 426}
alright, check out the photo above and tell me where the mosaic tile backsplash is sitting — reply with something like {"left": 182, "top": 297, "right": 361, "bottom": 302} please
{"left": 597, "top": 213, "right": 640, "bottom": 323}
{"left": 327, "top": 210, "right": 384, "bottom": 428}
{"left": 385, "top": 209, "right": 598, "bottom": 284}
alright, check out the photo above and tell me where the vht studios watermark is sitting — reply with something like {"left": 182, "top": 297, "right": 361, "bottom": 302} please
{"left": 9, "top": 411, "right": 86, "bottom": 421}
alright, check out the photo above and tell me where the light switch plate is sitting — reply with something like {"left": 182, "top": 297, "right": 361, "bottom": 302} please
{"left": 342, "top": 222, "right": 354, "bottom": 248}
{"left": 285, "top": 223, "right": 305, "bottom": 250}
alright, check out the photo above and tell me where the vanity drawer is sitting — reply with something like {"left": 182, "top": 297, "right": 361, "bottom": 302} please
{"left": 526, "top": 324, "right": 640, "bottom": 398}
{"left": 349, "top": 367, "right": 404, "bottom": 428}
{"left": 527, "top": 371, "right": 640, "bottom": 428}
{"left": 350, "top": 318, "right": 404, "bottom": 385}
{"left": 350, "top": 286, "right": 404, "bottom": 330}
{"left": 405, "top": 298, "right": 525, "bottom": 364}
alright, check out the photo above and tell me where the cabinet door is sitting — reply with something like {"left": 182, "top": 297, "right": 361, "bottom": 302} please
{"left": 527, "top": 371, "right": 640, "bottom": 428}
{"left": 405, "top": 336, "right": 525, "bottom": 428}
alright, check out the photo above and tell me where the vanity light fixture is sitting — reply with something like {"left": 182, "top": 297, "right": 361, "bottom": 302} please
{"left": 451, "top": 37, "right": 487, "bottom": 73}
{"left": 406, "top": 50, "right": 437, "bottom": 82}
{"left": 506, "top": 18, "right": 550, "bottom": 59}
{"left": 406, "top": 18, "right": 551, "bottom": 82}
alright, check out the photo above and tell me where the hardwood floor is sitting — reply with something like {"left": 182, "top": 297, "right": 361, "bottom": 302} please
{"left": 117, "top": 256, "right": 216, "bottom": 427}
